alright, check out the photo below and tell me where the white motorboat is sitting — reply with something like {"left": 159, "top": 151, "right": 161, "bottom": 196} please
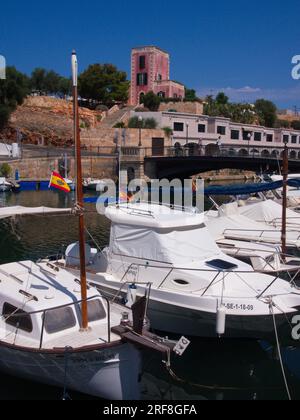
{"left": 0, "top": 178, "right": 13, "bottom": 193}
{"left": 0, "top": 260, "right": 142, "bottom": 400}
{"left": 238, "top": 200, "right": 300, "bottom": 230}
{"left": 205, "top": 202, "right": 300, "bottom": 249}
{"left": 61, "top": 203, "right": 300, "bottom": 340}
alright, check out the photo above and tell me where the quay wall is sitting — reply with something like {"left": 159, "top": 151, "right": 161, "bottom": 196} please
{"left": 4, "top": 156, "right": 118, "bottom": 181}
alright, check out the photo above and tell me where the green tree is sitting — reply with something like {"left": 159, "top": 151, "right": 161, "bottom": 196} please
{"left": 78, "top": 64, "right": 129, "bottom": 105}
{"left": 0, "top": 163, "right": 12, "bottom": 177}
{"left": 275, "top": 119, "right": 290, "bottom": 129}
{"left": 291, "top": 120, "right": 300, "bottom": 130}
{"left": 144, "top": 118, "right": 157, "bottom": 129}
{"left": 255, "top": 99, "right": 277, "bottom": 128}
{"left": 185, "top": 87, "right": 197, "bottom": 101}
{"left": 31, "top": 67, "right": 47, "bottom": 92}
{"left": 0, "top": 66, "right": 29, "bottom": 129}
{"left": 140, "top": 91, "right": 161, "bottom": 111}
{"left": 215, "top": 92, "right": 229, "bottom": 105}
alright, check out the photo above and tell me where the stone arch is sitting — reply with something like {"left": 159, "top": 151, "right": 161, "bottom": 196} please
{"left": 238, "top": 149, "right": 249, "bottom": 157}
{"left": 290, "top": 150, "right": 297, "bottom": 159}
{"left": 228, "top": 148, "right": 236, "bottom": 156}
{"left": 185, "top": 142, "right": 199, "bottom": 156}
{"left": 250, "top": 149, "right": 260, "bottom": 156}
{"left": 205, "top": 143, "right": 219, "bottom": 156}
{"left": 271, "top": 150, "right": 279, "bottom": 158}
{"left": 261, "top": 149, "right": 270, "bottom": 157}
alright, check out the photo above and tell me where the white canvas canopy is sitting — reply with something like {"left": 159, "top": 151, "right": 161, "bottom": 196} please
{"left": 106, "top": 203, "right": 221, "bottom": 265}
{"left": 0, "top": 206, "right": 72, "bottom": 220}
{"left": 205, "top": 204, "right": 300, "bottom": 248}
{"left": 238, "top": 200, "right": 300, "bottom": 226}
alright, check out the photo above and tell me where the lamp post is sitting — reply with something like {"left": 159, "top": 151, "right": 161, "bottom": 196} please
{"left": 281, "top": 136, "right": 289, "bottom": 258}
{"left": 247, "top": 132, "right": 251, "bottom": 155}
{"left": 138, "top": 116, "right": 143, "bottom": 147}
{"left": 186, "top": 123, "right": 189, "bottom": 145}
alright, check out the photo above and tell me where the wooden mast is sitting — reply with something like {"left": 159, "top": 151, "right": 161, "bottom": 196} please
{"left": 281, "top": 139, "right": 289, "bottom": 258}
{"left": 72, "top": 50, "right": 89, "bottom": 331}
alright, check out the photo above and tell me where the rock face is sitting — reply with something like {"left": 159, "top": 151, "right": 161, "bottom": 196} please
{"left": 3, "top": 96, "right": 104, "bottom": 147}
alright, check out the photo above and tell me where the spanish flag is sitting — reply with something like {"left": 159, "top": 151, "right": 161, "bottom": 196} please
{"left": 49, "top": 172, "right": 71, "bottom": 193}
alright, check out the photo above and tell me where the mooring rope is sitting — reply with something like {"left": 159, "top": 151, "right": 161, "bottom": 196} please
{"left": 269, "top": 300, "right": 292, "bottom": 400}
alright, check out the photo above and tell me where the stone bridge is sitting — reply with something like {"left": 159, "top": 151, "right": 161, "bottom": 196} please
{"left": 120, "top": 144, "right": 300, "bottom": 180}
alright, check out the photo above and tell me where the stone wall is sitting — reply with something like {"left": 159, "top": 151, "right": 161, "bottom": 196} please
{"left": 6, "top": 156, "right": 117, "bottom": 180}
{"left": 159, "top": 101, "right": 204, "bottom": 115}
{"left": 81, "top": 128, "right": 171, "bottom": 149}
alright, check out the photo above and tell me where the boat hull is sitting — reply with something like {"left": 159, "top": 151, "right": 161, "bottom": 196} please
{"left": 0, "top": 342, "right": 141, "bottom": 400}
{"left": 0, "top": 184, "right": 11, "bottom": 193}
{"left": 84, "top": 276, "right": 298, "bottom": 341}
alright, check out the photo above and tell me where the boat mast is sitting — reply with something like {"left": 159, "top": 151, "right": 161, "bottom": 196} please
{"left": 72, "top": 50, "right": 89, "bottom": 331}
{"left": 281, "top": 138, "right": 288, "bottom": 257}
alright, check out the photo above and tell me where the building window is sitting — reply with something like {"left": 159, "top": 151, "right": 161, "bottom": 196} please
{"left": 242, "top": 130, "right": 252, "bottom": 141}
{"left": 266, "top": 134, "right": 273, "bottom": 142}
{"left": 217, "top": 126, "right": 226, "bottom": 136}
{"left": 283, "top": 135, "right": 289, "bottom": 143}
{"left": 231, "top": 130, "right": 240, "bottom": 140}
{"left": 137, "top": 73, "right": 148, "bottom": 86}
{"left": 254, "top": 132, "right": 262, "bottom": 142}
{"left": 174, "top": 122, "right": 184, "bottom": 132}
{"left": 157, "top": 91, "right": 165, "bottom": 98}
{"left": 198, "top": 124, "right": 206, "bottom": 133}
{"left": 3, "top": 302, "right": 33, "bottom": 333}
{"left": 291, "top": 135, "right": 297, "bottom": 144}
{"left": 139, "top": 56, "right": 146, "bottom": 70}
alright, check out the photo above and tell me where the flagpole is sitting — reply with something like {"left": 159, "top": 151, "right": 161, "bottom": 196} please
{"left": 72, "top": 50, "right": 89, "bottom": 331}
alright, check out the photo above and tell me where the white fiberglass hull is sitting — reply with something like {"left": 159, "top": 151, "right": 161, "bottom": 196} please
{"left": 81, "top": 272, "right": 300, "bottom": 340}
{"left": 0, "top": 342, "right": 141, "bottom": 400}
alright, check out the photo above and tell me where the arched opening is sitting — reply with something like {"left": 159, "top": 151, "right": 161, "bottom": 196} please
{"left": 261, "top": 149, "right": 270, "bottom": 157}
{"left": 238, "top": 149, "right": 249, "bottom": 157}
{"left": 205, "top": 143, "right": 220, "bottom": 156}
{"left": 127, "top": 167, "right": 135, "bottom": 183}
{"left": 185, "top": 142, "right": 199, "bottom": 157}
{"left": 290, "top": 150, "right": 297, "bottom": 159}
{"left": 250, "top": 149, "right": 260, "bottom": 157}
{"left": 228, "top": 148, "right": 236, "bottom": 156}
{"left": 271, "top": 150, "right": 279, "bottom": 158}
{"left": 157, "top": 91, "right": 165, "bottom": 98}
{"left": 174, "top": 142, "right": 183, "bottom": 156}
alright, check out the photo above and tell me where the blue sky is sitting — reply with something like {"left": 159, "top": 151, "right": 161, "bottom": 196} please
{"left": 0, "top": 0, "right": 300, "bottom": 108}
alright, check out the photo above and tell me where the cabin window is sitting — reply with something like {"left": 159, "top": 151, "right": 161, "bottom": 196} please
{"left": 173, "top": 279, "right": 190, "bottom": 286}
{"left": 87, "top": 300, "right": 106, "bottom": 323}
{"left": 44, "top": 307, "right": 76, "bottom": 334}
{"left": 3, "top": 302, "right": 33, "bottom": 333}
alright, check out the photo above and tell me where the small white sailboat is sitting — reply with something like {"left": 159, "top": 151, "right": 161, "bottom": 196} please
{"left": 0, "top": 260, "right": 142, "bottom": 399}
{"left": 62, "top": 202, "right": 300, "bottom": 340}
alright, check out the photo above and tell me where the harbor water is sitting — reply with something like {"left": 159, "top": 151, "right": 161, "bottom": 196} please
{"left": 0, "top": 190, "right": 300, "bottom": 400}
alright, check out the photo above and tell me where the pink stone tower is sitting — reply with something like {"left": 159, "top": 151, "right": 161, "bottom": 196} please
{"left": 130, "top": 46, "right": 185, "bottom": 106}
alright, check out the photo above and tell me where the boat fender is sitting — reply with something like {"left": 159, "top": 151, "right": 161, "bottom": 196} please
{"left": 126, "top": 284, "right": 137, "bottom": 308}
{"left": 216, "top": 305, "right": 226, "bottom": 337}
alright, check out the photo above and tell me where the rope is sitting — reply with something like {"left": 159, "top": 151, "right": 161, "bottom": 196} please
{"left": 269, "top": 300, "right": 292, "bottom": 400}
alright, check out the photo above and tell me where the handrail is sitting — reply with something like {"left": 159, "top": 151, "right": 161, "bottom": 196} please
{"left": 223, "top": 228, "right": 300, "bottom": 241}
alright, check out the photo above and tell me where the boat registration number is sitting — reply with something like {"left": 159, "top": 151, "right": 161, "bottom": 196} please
{"left": 224, "top": 303, "right": 254, "bottom": 311}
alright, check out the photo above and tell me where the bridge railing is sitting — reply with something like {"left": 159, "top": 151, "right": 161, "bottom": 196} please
{"left": 142, "top": 144, "right": 295, "bottom": 160}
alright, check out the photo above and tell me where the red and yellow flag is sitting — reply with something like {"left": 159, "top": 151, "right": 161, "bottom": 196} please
{"left": 49, "top": 172, "right": 71, "bottom": 193}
